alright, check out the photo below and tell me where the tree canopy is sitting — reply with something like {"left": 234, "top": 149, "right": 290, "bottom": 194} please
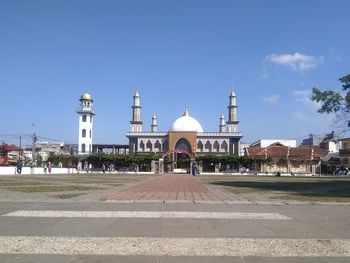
{"left": 312, "top": 73, "right": 350, "bottom": 125}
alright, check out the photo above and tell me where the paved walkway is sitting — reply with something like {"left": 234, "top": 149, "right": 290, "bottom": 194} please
{"left": 105, "top": 173, "right": 223, "bottom": 202}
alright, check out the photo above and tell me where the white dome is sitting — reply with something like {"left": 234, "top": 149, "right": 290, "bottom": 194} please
{"left": 170, "top": 108, "right": 204, "bottom": 132}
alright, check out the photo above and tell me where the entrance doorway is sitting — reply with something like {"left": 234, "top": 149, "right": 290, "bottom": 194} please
{"left": 173, "top": 138, "right": 192, "bottom": 173}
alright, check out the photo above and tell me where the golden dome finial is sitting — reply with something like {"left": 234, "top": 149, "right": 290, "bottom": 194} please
{"left": 183, "top": 105, "right": 190, "bottom": 116}
{"left": 80, "top": 92, "right": 93, "bottom": 101}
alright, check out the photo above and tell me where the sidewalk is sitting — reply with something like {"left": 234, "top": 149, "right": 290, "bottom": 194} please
{"left": 105, "top": 173, "right": 224, "bottom": 202}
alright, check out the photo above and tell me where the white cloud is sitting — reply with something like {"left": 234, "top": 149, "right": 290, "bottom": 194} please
{"left": 260, "top": 94, "right": 279, "bottom": 104}
{"left": 264, "top": 52, "right": 324, "bottom": 72}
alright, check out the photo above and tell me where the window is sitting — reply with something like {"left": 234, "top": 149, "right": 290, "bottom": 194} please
{"left": 221, "top": 141, "right": 228, "bottom": 152}
{"left": 139, "top": 140, "right": 145, "bottom": 151}
{"left": 146, "top": 140, "right": 153, "bottom": 151}
{"left": 213, "top": 141, "right": 220, "bottom": 152}
{"left": 90, "top": 116, "right": 92, "bottom": 123}
{"left": 89, "top": 130, "right": 92, "bottom": 138}
{"left": 82, "top": 129, "right": 86, "bottom": 138}
{"left": 82, "top": 144, "right": 86, "bottom": 153}
{"left": 82, "top": 115, "right": 87, "bottom": 122}
{"left": 197, "top": 141, "right": 203, "bottom": 152}
{"left": 205, "top": 141, "right": 212, "bottom": 152}
{"left": 154, "top": 140, "right": 161, "bottom": 152}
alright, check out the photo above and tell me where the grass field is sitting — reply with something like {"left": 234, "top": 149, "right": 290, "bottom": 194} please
{"left": 199, "top": 175, "right": 350, "bottom": 202}
{"left": 0, "top": 173, "right": 152, "bottom": 199}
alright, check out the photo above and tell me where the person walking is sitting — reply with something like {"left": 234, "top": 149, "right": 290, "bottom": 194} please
{"left": 48, "top": 162, "right": 52, "bottom": 174}
{"left": 192, "top": 162, "right": 197, "bottom": 176}
{"left": 102, "top": 163, "right": 106, "bottom": 174}
{"left": 16, "top": 159, "right": 23, "bottom": 174}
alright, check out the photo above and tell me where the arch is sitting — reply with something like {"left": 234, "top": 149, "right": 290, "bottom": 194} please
{"left": 221, "top": 140, "right": 228, "bottom": 152}
{"left": 146, "top": 140, "right": 153, "bottom": 151}
{"left": 213, "top": 140, "right": 220, "bottom": 152}
{"left": 139, "top": 140, "right": 145, "bottom": 152}
{"left": 81, "top": 143, "right": 86, "bottom": 153}
{"left": 175, "top": 138, "right": 192, "bottom": 153}
{"left": 197, "top": 140, "right": 203, "bottom": 152}
{"left": 205, "top": 140, "right": 212, "bottom": 152}
{"left": 162, "top": 140, "right": 168, "bottom": 152}
{"left": 162, "top": 149, "right": 192, "bottom": 157}
{"left": 154, "top": 140, "right": 161, "bottom": 152}
{"left": 82, "top": 129, "right": 86, "bottom": 138}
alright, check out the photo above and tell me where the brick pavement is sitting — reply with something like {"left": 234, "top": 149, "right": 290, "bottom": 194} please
{"left": 105, "top": 173, "right": 224, "bottom": 202}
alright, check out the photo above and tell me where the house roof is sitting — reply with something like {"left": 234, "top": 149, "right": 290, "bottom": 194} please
{"left": 245, "top": 144, "right": 328, "bottom": 160}
{"left": 0, "top": 144, "right": 21, "bottom": 152}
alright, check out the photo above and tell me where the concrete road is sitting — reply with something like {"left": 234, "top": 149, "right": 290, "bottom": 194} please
{"left": 0, "top": 201, "right": 349, "bottom": 262}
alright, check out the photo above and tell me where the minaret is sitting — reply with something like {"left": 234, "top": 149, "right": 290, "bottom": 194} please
{"left": 130, "top": 90, "right": 143, "bottom": 132}
{"left": 76, "top": 93, "right": 95, "bottom": 154}
{"left": 219, "top": 113, "right": 226, "bottom": 133}
{"left": 151, "top": 114, "right": 157, "bottom": 133}
{"left": 226, "top": 85, "right": 239, "bottom": 133}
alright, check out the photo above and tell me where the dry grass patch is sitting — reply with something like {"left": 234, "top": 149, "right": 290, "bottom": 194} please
{"left": 51, "top": 193, "right": 86, "bottom": 199}
{"left": 2, "top": 185, "right": 103, "bottom": 193}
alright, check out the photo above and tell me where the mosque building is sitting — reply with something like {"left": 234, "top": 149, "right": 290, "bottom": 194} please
{"left": 126, "top": 87, "right": 243, "bottom": 163}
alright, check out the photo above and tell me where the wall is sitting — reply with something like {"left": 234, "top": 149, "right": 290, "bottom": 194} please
{"left": 0, "top": 167, "right": 77, "bottom": 175}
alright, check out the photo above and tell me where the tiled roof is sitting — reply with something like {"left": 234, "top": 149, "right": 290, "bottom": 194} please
{"left": 0, "top": 144, "right": 21, "bottom": 151}
{"left": 246, "top": 145, "right": 328, "bottom": 160}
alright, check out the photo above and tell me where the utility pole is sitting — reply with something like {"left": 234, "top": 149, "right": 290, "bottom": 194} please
{"left": 309, "top": 133, "right": 313, "bottom": 174}
{"left": 32, "top": 123, "right": 36, "bottom": 166}
{"left": 19, "top": 136, "right": 21, "bottom": 160}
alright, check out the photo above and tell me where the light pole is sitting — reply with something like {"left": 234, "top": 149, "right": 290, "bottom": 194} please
{"left": 31, "top": 123, "right": 36, "bottom": 166}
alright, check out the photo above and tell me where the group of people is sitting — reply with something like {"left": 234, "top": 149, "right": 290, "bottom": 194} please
{"left": 15, "top": 160, "right": 53, "bottom": 174}
{"left": 43, "top": 162, "right": 52, "bottom": 174}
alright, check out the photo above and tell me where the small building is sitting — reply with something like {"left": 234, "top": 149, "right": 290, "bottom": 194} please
{"left": 319, "top": 131, "right": 341, "bottom": 153}
{"left": 250, "top": 139, "right": 297, "bottom": 148}
{"left": 245, "top": 142, "right": 328, "bottom": 174}
{"left": 339, "top": 138, "right": 350, "bottom": 167}
{"left": 240, "top": 143, "right": 251, "bottom": 156}
{"left": 300, "top": 134, "right": 323, "bottom": 146}
{"left": 35, "top": 141, "right": 66, "bottom": 162}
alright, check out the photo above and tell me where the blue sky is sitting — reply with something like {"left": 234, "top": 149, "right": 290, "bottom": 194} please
{"left": 0, "top": 0, "right": 349, "bottom": 146}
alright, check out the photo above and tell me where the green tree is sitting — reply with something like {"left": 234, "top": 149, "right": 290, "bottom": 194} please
{"left": 312, "top": 73, "right": 350, "bottom": 125}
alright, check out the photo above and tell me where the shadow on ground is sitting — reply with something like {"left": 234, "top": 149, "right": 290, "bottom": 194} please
{"left": 209, "top": 179, "right": 350, "bottom": 198}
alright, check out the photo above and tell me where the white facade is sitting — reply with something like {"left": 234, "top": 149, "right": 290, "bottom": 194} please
{"left": 76, "top": 93, "right": 95, "bottom": 154}
{"left": 127, "top": 86, "right": 243, "bottom": 156}
{"left": 240, "top": 143, "right": 251, "bottom": 156}
{"left": 36, "top": 141, "right": 65, "bottom": 161}
{"left": 251, "top": 139, "right": 297, "bottom": 148}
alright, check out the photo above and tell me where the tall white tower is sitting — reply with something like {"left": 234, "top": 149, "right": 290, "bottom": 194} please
{"left": 76, "top": 93, "right": 95, "bottom": 154}
{"left": 227, "top": 85, "right": 239, "bottom": 133}
{"left": 130, "top": 90, "right": 143, "bottom": 132}
{"left": 151, "top": 113, "right": 158, "bottom": 132}
{"left": 219, "top": 113, "right": 226, "bottom": 133}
